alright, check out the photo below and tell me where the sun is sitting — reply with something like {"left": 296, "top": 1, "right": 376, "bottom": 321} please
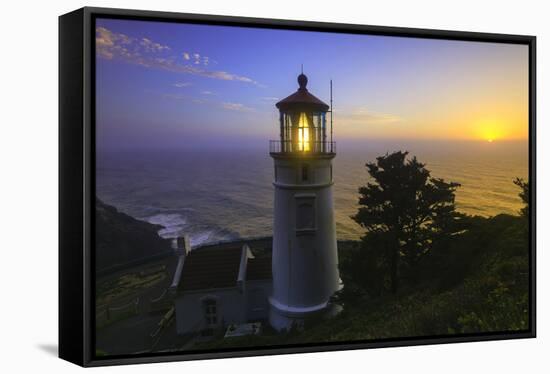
{"left": 481, "top": 128, "right": 499, "bottom": 143}
{"left": 474, "top": 119, "right": 504, "bottom": 143}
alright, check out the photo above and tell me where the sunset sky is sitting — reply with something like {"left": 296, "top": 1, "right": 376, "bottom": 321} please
{"left": 95, "top": 18, "right": 529, "bottom": 150}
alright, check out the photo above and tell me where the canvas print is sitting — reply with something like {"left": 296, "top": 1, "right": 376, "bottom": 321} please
{"left": 94, "top": 18, "right": 530, "bottom": 357}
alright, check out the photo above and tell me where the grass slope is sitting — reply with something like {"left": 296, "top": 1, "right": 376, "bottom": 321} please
{"left": 193, "top": 214, "right": 529, "bottom": 350}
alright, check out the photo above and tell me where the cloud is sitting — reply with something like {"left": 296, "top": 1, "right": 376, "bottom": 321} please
{"left": 160, "top": 92, "right": 254, "bottom": 113}
{"left": 221, "top": 102, "right": 254, "bottom": 112}
{"left": 161, "top": 93, "right": 191, "bottom": 101}
{"left": 201, "top": 90, "right": 215, "bottom": 95}
{"left": 140, "top": 37, "right": 170, "bottom": 53}
{"left": 96, "top": 26, "right": 261, "bottom": 86}
{"left": 173, "top": 82, "right": 192, "bottom": 88}
{"left": 341, "top": 108, "right": 402, "bottom": 125}
{"left": 160, "top": 93, "right": 208, "bottom": 106}
{"left": 193, "top": 53, "right": 203, "bottom": 65}
{"left": 261, "top": 97, "right": 279, "bottom": 101}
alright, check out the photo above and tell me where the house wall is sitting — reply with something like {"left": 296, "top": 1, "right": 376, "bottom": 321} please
{"left": 174, "top": 287, "right": 247, "bottom": 336}
{"left": 245, "top": 280, "right": 273, "bottom": 322}
{"left": 175, "top": 280, "right": 273, "bottom": 335}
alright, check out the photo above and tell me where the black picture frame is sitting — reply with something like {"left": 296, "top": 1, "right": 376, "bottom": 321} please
{"left": 59, "top": 6, "right": 536, "bottom": 367}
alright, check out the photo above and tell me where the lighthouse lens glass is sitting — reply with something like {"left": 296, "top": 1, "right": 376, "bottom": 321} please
{"left": 298, "top": 112, "right": 310, "bottom": 151}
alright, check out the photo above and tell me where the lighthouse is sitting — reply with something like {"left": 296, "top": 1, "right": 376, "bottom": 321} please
{"left": 269, "top": 72, "right": 341, "bottom": 331}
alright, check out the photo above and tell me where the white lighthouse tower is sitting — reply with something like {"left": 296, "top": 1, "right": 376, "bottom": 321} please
{"left": 269, "top": 73, "right": 341, "bottom": 331}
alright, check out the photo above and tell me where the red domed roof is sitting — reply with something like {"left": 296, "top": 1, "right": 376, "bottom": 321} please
{"left": 276, "top": 74, "right": 329, "bottom": 112}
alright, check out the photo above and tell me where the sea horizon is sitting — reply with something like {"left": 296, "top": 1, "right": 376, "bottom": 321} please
{"left": 96, "top": 139, "right": 528, "bottom": 247}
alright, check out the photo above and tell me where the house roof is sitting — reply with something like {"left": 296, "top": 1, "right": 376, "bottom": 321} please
{"left": 177, "top": 246, "right": 273, "bottom": 292}
{"left": 178, "top": 247, "right": 242, "bottom": 292}
{"left": 247, "top": 257, "right": 272, "bottom": 281}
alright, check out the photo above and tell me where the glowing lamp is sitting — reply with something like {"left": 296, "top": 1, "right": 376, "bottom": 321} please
{"left": 273, "top": 73, "right": 331, "bottom": 154}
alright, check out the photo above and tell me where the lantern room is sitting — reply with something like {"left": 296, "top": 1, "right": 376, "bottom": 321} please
{"left": 271, "top": 73, "right": 334, "bottom": 154}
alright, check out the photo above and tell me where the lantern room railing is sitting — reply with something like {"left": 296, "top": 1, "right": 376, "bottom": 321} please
{"left": 269, "top": 140, "right": 336, "bottom": 154}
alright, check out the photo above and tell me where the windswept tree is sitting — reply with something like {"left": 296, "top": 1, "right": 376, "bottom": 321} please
{"left": 352, "top": 151, "right": 462, "bottom": 294}
{"left": 513, "top": 177, "right": 529, "bottom": 218}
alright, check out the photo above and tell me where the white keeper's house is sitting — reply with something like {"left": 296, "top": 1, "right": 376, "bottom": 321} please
{"left": 171, "top": 240, "right": 272, "bottom": 337}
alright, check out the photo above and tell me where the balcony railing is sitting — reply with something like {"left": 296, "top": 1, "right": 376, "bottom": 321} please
{"left": 269, "top": 140, "right": 336, "bottom": 154}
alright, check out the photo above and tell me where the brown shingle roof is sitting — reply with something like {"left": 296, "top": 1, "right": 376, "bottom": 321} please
{"left": 247, "top": 257, "right": 272, "bottom": 281}
{"left": 178, "top": 247, "right": 242, "bottom": 292}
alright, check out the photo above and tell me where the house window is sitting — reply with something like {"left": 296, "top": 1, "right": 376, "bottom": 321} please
{"left": 301, "top": 164, "right": 309, "bottom": 181}
{"left": 203, "top": 299, "right": 218, "bottom": 326}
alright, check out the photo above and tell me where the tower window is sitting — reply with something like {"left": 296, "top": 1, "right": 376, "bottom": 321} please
{"left": 301, "top": 164, "right": 309, "bottom": 181}
{"left": 295, "top": 195, "right": 316, "bottom": 231}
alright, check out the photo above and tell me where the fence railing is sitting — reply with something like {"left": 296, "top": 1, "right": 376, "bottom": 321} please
{"left": 96, "top": 298, "right": 140, "bottom": 329}
{"left": 269, "top": 140, "right": 336, "bottom": 154}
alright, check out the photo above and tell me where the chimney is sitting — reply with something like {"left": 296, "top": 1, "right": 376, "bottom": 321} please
{"left": 237, "top": 244, "right": 253, "bottom": 293}
{"left": 176, "top": 235, "right": 190, "bottom": 257}
{"left": 170, "top": 235, "right": 191, "bottom": 292}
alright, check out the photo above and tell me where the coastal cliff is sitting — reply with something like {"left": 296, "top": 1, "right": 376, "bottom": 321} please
{"left": 95, "top": 198, "right": 172, "bottom": 273}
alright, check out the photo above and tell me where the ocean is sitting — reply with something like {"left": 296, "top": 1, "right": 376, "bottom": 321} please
{"left": 96, "top": 140, "right": 528, "bottom": 247}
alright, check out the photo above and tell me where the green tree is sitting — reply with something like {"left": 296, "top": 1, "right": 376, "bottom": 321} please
{"left": 513, "top": 177, "right": 529, "bottom": 218}
{"left": 352, "top": 151, "right": 462, "bottom": 294}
